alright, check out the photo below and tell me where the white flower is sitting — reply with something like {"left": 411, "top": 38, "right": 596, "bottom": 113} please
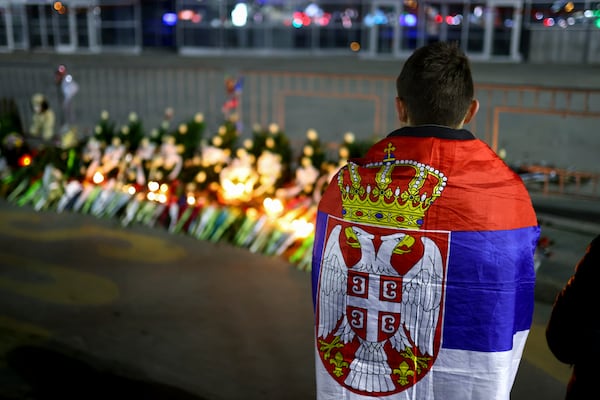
{"left": 212, "top": 136, "right": 223, "bottom": 147}
{"left": 303, "top": 145, "right": 314, "bottom": 156}
{"left": 179, "top": 124, "right": 188, "bottom": 134}
{"left": 101, "top": 110, "right": 109, "bottom": 120}
{"left": 94, "top": 125, "right": 101, "bottom": 134}
{"left": 243, "top": 138, "right": 253, "bottom": 149}
{"left": 218, "top": 126, "right": 227, "bottom": 135}
{"left": 129, "top": 112, "right": 138, "bottom": 122}
{"left": 194, "top": 113, "right": 204, "bottom": 123}
{"left": 121, "top": 126, "right": 130, "bottom": 135}
{"left": 266, "top": 137, "right": 275, "bottom": 148}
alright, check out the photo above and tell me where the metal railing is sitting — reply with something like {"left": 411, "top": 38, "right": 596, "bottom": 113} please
{"left": 2, "top": 62, "right": 599, "bottom": 197}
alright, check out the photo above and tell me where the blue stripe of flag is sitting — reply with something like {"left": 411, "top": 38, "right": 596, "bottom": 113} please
{"left": 442, "top": 226, "right": 540, "bottom": 352}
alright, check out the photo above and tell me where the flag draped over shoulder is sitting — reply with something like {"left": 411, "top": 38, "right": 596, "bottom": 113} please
{"left": 312, "top": 134, "right": 540, "bottom": 400}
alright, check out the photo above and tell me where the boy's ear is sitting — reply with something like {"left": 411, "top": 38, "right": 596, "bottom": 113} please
{"left": 395, "top": 97, "right": 408, "bottom": 123}
{"left": 463, "top": 99, "right": 480, "bottom": 124}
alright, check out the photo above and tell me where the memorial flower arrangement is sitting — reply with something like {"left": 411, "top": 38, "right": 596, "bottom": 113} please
{"left": 0, "top": 106, "right": 373, "bottom": 272}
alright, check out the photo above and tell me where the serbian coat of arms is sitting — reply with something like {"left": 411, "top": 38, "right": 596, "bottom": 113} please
{"left": 316, "top": 219, "right": 449, "bottom": 395}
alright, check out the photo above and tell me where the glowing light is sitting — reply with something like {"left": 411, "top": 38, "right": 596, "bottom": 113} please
{"left": 364, "top": 10, "right": 388, "bottom": 26}
{"left": 162, "top": 12, "right": 177, "bottom": 26}
{"left": 18, "top": 154, "right": 32, "bottom": 167}
{"left": 147, "top": 192, "right": 156, "bottom": 201}
{"left": 231, "top": 3, "right": 248, "bottom": 27}
{"left": 179, "top": 9, "right": 195, "bottom": 20}
{"left": 543, "top": 17, "right": 555, "bottom": 27}
{"left": 564, "top": 2, "right": 574, "bottom": 13}
{"left": 160, "top": 183, "right": 169, "bottom": 193}
{"left": 400, "top": 14, "right": 417, "bottom": 27}
{"left": 263, "top": 197, "right": 284, "bottom": 218}
{"left": 157, "top": 193, "right": 168, "bottom": 204}
{"left": 127, "top": 186, "right": 136, "bottom": 195}
{"left": 93, "top": 171, "right": 104, "bottom": 184}
{"left": 434, "top": 14, "right": 443, "bottom": 24}
{"left": 291, "top": 218, "right": 314, "bottom": 239}
{"left": 148, "top": 181, "right": 159, "bottom": 192}
{"left": 292, "top": 12, "right": 311, "bottom": 28}
{"left": 221, "top": 180, "right": 249, "bottom": 201}
{"left": 350, "top": 41, "right": 361, "bottom": 52}
{"left": 187, "top": 195, "right": 196, "bottom": 206}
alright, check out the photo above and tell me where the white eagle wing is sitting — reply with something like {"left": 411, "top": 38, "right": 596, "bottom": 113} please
{"left": 390, "top": 236, "right": 444, "bottom": 356}
{"left": 317, "top": 224, "right": 348, "bottom": 339}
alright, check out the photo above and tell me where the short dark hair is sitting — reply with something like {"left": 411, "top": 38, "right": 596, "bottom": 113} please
{"left": 396, "top": 41, "right": 474, "bottom": 127}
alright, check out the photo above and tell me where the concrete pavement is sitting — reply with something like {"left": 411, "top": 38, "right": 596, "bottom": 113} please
{"left": 0, "top": 194, "right": 595, "bottom": 400}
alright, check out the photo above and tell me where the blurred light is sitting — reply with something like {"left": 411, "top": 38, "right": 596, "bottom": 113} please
{"left": 473, "top": 6, "right": 483, "bottom": 18}
{"left": 434, "top": 14, "right": 443, "bottom": 24}
{"left": 93, "top": 171, "right": 104, "bottom": 184}
{"left": 263, "top": 197, "right": 284, "bottom": 218}
{"left": 179, "top": 9, "right": 195, "bottom": 20}
{"left": 304, "top": 3, "right": 321, "bottom": 18}
{"left": 162, "top": 12, "right": 177, "bottom": 26}
{"left": 535, "top": 12, "right": 544, "bottom": 20}
{"left": 291, "top": 218, "right": 314, "bottom": 239}
{"left": 364, "top": 9, "right": 388, "bottom": 26}
{"left": 316, "top": 13, "right": 331, "bottom": 26}
{"left": 18, "top": 154, "right": 32, "bottom": 167}
{"left": 53, "top": 2, "right": 66, "bottom": 14}
{"left": 341, "top": 15, "right": 351, "bottom": 28}
{"left": 400, "top": 13, "right": 417, "bottom": 27}
{"left": 293, "top": 11, "right": 311, "bottom": 28}
{"left": 231, "top": 3, "right": 248, "bottom": 27}
{"left": 543, "top": 17, "right": 555, "bottom": 26}
{"left": 564, "top": 2, "right": 574, "bottom": 13}
{"left": 350, "top": 41, "right": 361, "bottom": 51}
{"left": 596, "top": 18, "right": 600, "bottom": 28}
{"left": 148, "top": 181, "right": 159, "bottom": 192}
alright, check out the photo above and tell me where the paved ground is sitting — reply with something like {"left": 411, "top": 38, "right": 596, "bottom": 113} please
{"left": 0, "top": 191, "right": 598, "bottom": 400}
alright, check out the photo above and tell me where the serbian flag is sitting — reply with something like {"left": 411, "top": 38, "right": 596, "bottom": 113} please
{"left": 312, "top": 131, "right": 540, "bottom": 400}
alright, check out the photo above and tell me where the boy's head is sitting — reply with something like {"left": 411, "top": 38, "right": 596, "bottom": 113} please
{"left": 395, "top": 41, "right": 479, "bottom": 128}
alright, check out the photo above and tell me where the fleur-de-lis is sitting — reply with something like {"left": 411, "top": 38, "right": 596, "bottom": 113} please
{"left": 329, "top": 351, "right": 349, "bottom": 377}
{"left": 392, "top": 360, "right": 415, "bottom": 386}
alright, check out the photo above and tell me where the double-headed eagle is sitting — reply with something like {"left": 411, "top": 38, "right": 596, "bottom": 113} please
{"left": 317, "top": 224, "right": 444, "bottom": 393}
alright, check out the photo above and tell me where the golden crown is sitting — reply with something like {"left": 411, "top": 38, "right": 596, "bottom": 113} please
{"left": 338, "top": 142, "right": 447, "bottom": 229}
